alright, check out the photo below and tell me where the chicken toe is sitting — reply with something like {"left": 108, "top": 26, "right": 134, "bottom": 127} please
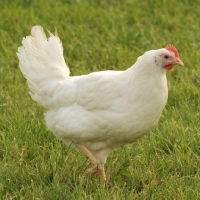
{"left": 75, "top": 143, "right": 106, "bottom": 182}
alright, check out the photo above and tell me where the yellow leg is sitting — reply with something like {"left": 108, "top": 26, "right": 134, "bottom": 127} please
{"left": 99, "top": 164, "right": 106, "bottom": 183}
{"left": 75, "top": 143, "right": 106, "bottom": 182}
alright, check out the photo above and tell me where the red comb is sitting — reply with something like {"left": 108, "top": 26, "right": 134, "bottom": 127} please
{"left": 165, "top": 44, "right": 179, "bottom": 58}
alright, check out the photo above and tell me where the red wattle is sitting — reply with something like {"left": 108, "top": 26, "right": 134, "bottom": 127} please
{"left": 164, "top": 65, "right": 174, "bottom": 70}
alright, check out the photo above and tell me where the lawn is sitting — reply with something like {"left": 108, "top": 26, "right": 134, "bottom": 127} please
{"left": 0, "top": 0, "right": 199, "bottom": 199}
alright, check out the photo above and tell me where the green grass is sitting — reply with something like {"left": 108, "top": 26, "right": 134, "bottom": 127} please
{"left": 0, "top": 0, "right": 200, "bottom": 199}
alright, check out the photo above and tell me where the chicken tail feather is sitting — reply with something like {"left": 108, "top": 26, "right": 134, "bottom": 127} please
{"left": 17, "top": 25, "right": 70, "bottom": 108}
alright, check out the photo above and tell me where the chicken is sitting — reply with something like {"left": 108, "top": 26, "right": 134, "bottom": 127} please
{"left": 17, "top": 25, "right": 184, "bottom": 182}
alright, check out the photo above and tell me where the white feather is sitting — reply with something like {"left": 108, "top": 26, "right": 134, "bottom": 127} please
{"left": 17, "top": 25, "right": 171, "bottom": 164}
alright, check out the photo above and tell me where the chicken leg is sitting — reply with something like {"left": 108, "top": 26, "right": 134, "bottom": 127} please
{"left": 75, "top": 143, "right": 106, "bottom": 182}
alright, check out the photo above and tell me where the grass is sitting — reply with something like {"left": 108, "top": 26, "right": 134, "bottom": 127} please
{"left": 0, "top": 0, "right": 200, "bottom": 199}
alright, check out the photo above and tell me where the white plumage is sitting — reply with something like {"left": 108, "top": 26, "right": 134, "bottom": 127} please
{"left": 17, "top": 25, "right": 184, "bottom": 182}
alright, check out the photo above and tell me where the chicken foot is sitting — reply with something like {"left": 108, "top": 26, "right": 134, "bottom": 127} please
{"left": 75, "top": 143, "right": 106, "bottom": 182}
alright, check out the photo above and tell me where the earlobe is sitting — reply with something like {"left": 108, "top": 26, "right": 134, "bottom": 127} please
{"left": 155, "top": 55, "right": 162, "bottom": 67}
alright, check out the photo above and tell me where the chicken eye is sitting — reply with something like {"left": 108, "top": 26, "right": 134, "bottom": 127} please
{"left": 164, "top": 55, "right": 169, "bottom": 59}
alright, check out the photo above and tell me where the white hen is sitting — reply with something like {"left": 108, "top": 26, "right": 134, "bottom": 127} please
{"left": 17, "top": 25, "right": 184, "bottom": 182}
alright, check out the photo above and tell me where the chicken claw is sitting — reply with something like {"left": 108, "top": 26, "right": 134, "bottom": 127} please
{"left": 75, "top": 143, "right": 106, "bottom": 182}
